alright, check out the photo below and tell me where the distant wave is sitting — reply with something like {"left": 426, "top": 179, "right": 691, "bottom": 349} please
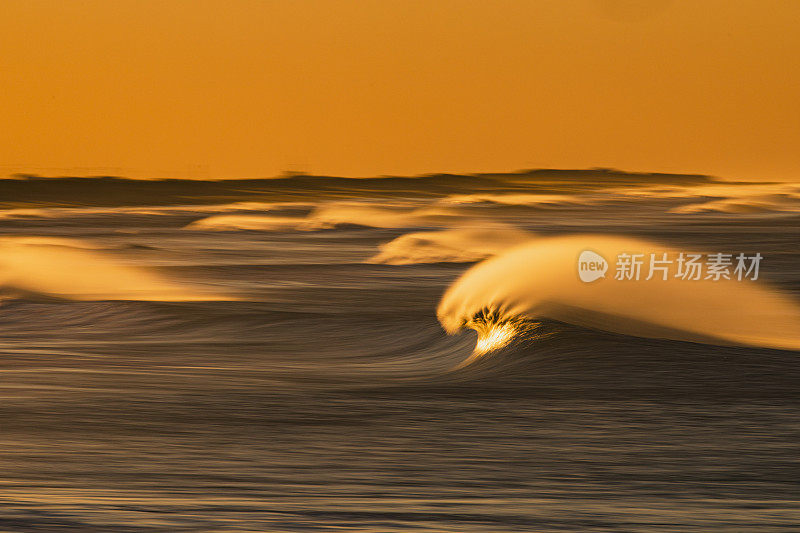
{"left": 600, "top": 182, "right": 800, "bottom": 215}
{"left": 0, "top": 237, "right": 225, "bottom": 301}
{"left": 301, "top": 203, "right": 463, "bottom": 229}
{"left": 0, "top": 201, "right": 310, "bottom": 220}
{"left": 0, "top": 236, "right": 101, "bottom": 249}
{"left": 437, "top": 235, "right": 800, "bottom": 364}
{"left": 438, "top": 193, "right": 594, "bottom": 207}
{"left": 434, "top": 183, "right": 800, "bottom": 216}
{"left": 0, "top": 169, "right": 715, "bottom": 209}
{"left": 185, "top": 202, "right": 469, "bottom": 231}
{"left": 185, "top": 214, "right": 305, "bottom": 231}
{"left": 369, "top": 225, "right": 533, "bottom": 264}
{"left": 669, "top": 194, "right": 800, "bottom": 214}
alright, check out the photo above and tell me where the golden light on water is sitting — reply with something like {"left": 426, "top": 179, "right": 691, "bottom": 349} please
{"left": 474, "top": 322, "right": 518, "bottom": 356}
{"left": 452, "top": 322, "right": 520, "bottom": 370}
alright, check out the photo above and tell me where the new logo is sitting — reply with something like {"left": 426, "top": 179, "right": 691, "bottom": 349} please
{"left": 578, "top": 250, "right": 608, "bottom": 282}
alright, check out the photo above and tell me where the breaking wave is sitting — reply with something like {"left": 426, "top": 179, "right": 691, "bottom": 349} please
{"left": 298, "top": 203, "right": 463, "bottom": 230}
{"left": 369, "top": 225, "right": 533, "bottom": 264}
{"left": 669, "top": 194, "right": 800, "bottom": 214}
{"left": 0, "top": 201, "right": 311, "bottom": 220}
{"left": 185, "top": 214, "right": 305, "bottom": 231}
{"left": 602, "top": 182, "right": 800, "bottom": 215}
{"left": 185, "top": 202, "right": 468, "bottom": 231}
{"left": 437, "top": 235, "right": 800, "bottom": 364}
{"left": 0, "top": 237, "right": 223, "bottom": 301}
{"left": 438, "top": 193, "right": 594, "bottom": 207}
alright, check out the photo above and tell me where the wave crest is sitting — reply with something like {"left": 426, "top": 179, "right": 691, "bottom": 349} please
{"left": 369, "top": 225, "right": 533, "bottom": 265}
{"left": 185, "top": 214, "right": 303, "bottom": 231}
{"left": 185, "top": 202, "right": 468, "bottom": 232}
{"left": 437, "top": 235, "right": 800, "bottom": 362}
{"left": 0, "top": 237, "right": 222, "bottom": 301}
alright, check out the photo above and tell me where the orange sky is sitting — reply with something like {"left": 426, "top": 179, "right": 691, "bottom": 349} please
{"left": 1, "top": 0, "right": 798, "bottom": 180}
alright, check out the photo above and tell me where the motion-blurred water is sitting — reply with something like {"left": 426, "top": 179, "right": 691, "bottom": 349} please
{"left": 1, "top": 172, "right": 799, "bottom": 531}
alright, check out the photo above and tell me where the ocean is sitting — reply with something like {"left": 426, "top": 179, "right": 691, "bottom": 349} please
{"left": 1, "top": 170, "right": 799, "bottom": 531}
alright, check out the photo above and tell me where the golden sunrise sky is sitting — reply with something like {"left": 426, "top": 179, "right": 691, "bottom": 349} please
{"left": 1, "top": 0, "right": 798, "bottom": 180}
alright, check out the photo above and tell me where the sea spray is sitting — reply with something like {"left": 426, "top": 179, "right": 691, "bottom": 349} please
{"left": 0, "top": 237, "right": 224, "bottom": 301}
{"left": 438, "top": 235, "right": 800, "bottom": 359}
{"left": 369, "top": 225, "right": 533, "bottom": 265}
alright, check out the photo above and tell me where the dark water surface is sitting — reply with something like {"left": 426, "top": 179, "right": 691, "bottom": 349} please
{"left": 1, "top": 173, "right": 799, "bottom": 531}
